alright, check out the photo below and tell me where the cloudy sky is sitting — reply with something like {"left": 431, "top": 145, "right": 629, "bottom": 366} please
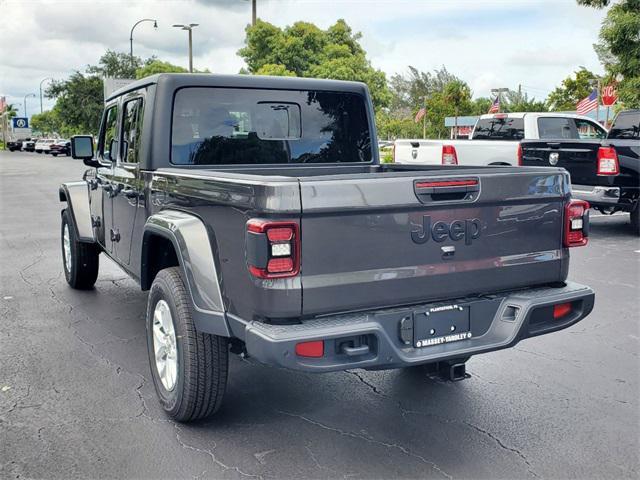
{"left": 0, "top": 0, "right": 607, "bottom": 119}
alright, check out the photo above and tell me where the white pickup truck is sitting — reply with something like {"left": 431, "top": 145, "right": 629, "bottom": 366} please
{"left": 394, "top": 112, "right": 607, "bottom": 166}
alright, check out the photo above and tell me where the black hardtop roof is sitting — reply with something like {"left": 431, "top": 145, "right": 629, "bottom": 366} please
{"left": 106, "top": 73, "right": 369, "bottom": 102}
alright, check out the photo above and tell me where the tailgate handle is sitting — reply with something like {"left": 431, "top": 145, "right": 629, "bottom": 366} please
{"left": 414, "top": 178, "right": 479, "bottom": 203}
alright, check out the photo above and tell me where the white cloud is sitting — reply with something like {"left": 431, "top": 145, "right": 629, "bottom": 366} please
{"left": 0, "top": 0, "right": 607, "bottom": 117}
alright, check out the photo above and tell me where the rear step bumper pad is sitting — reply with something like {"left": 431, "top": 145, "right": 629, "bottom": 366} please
{"left": 227, "top": 282, "right": 595, "bottom": 372}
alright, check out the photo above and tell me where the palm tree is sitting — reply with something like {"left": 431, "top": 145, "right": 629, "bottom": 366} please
{"left": 443, "top": 81, "right": 471, "bottom": 138}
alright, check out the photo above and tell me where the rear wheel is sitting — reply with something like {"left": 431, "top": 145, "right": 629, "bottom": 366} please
{"left": 52, "top": 152, "right": 58, "bottom": 157}
{"left": 61, "top": 209, "right": 99, "bottom": 289}
{"left": 146, "top": 267, "right": 229, "bottom": 422}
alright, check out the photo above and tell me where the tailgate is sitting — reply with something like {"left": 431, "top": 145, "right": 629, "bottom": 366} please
{"left": 521, "top": 140, "right": 601, "bottom": 186}
{"left": 299, "top": 169, "right": 569, "bottom": 316}
{"left": 394, "top": 140, "right": 442, "bottom": 165}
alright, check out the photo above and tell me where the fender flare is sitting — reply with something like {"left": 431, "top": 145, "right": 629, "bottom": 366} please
{"left": 59, "top": 182, "right": 95, "bottom": 243}
{"left": 143, "top": 210, "right": 230, "bottom": 337}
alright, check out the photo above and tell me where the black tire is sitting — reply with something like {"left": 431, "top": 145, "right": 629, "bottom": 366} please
{"left": 52, "top": 152, "right": 58, "bottom": 157}
{"left": 146, "top": 267, "right": 228, "bottom": 422}
{"left": 631, "top": 203, "right": 640, "bottom": 236}
{"left": 61, "top": 209, "right": 99, "bottom": 289}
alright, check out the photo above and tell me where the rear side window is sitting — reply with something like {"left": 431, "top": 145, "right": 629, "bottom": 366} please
{"left": 574, "top": 119, "right": 606, "bottom": 139}
{"left": 538, "top": 117, "right": 575, "bottom": 139}
{"left": 472, "top": 117, "right": 524, "bottom": 140}
{"left": 171, "top": 87, "right": 372, "bottom": 165}
{"left": 99, "top": 105, "right": 119, "bottom": 161}
{"left": 608, "top": 111, "right": 640, "bottom": 139}
{"left": 121, "top": 97, "right": 144, "bottom": 163}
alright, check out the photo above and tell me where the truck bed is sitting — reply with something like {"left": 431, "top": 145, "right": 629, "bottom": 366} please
{"left": 156, "top": 164, "right": 571, "bottom": 321}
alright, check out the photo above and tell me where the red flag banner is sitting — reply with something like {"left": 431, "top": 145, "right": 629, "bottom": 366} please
{"left": 414, "top": 107, "right": 426, "bottom": 123}
{"left": 601, "top": 84, "right": 617, "bottom": 107}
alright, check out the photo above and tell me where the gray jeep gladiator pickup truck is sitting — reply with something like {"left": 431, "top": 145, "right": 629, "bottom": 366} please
{"left": 60, "top": 73, "right": 595, "bottom": 422}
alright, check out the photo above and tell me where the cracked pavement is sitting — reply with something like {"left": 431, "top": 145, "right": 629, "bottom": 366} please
{"left": 1, "top": 151, "right": 638, "bottom": 479}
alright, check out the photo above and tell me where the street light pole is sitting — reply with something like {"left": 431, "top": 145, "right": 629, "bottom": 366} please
{"left": 252, "top": 0, "right": 257, "bottom": 26}
{"left": 130, "top": 18, "right": 158, "bottom": 70}
{"left": 23, "top": 93, "right": 36, "bottom": 119}
{"left": 39, "top": 77, "right": 53, "bottom": 114}
{"left": 172, "top": 24, "right": 199, "bottom": 73}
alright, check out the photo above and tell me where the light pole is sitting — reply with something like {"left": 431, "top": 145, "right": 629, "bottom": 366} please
{"left": 242, "top": 0, "right": 257, "bottom": 26}
{"left": 23, "top": 93, "right": 36, "bottom": 119}
{"left": 172, "top": 23, "right": 199, "bottom": 73}
{"left": 130, "top": 18, "right": 158, "bottom": 70}
{"left": 39, "top": 77, "right": 53, "bottom": 114}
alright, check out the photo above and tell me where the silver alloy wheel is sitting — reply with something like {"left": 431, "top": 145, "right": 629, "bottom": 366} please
{"left": 152, "top": 300, "right": 178, "bottom": 391}
{"left": 63, "top": 224, "right": 72, "bottom": 273}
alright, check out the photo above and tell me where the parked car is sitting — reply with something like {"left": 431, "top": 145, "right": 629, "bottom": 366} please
{"left": 6, "top": 139, "right": 24, "bottom": 151}
{"left": 521, "top": 109, "right": 640, "bottom": 234}
{"left": 60, "top": 73, "right": 594, "bottom": 422}
{"left": 394, "top": 112, "right": 607, "bottom": 166}
{"left": 50, "top": 139, "right": 70, "bottom": 156}
{"left": 23, "top": 139, "right": 36, "bottom": 152}
{"left": 35, "top": 138, "right": 56, "bottom": 154}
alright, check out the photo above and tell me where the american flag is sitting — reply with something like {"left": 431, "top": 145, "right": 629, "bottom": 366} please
{"left": 488, "top": 96, "right": 500, "bottom": 113}
{"left": 414, "top": 107, "right": 426, "bottom": 123}
{"left": 576, "top": 88, "right": 598, "bottom": 115}
{"left": 0, "top": 96, "right": 6, "bottom": 113}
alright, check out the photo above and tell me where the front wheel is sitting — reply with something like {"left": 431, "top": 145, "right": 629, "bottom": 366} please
{"left": 61, "top": 209, "right": 99, "bottom": 289}
{"left": 146, "top": 267, "right": 229, "bottom": 422}
{"left": 52, "top": 152, "right": 58, "bottom": 157}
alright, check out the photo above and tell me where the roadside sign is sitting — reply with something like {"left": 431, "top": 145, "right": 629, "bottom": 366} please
{"left": 12, "top": 117, "right": 29, "bottom": 129}
{"left": 601, "top": 85, "right": 617, "bottom": 106}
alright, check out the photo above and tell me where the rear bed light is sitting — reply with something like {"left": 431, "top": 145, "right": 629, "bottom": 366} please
{"left": 442, "top": 145, "right": 458, "bottom": 165}
{"left": 295, "top": 341, "right": 324, "bottom": 358}
{"left": 564, "top": 200, "right": 589, "bottom": 247}
{"left": 247, "top": 220, "right": 300, "bottom": 278}
{"left": 597, "top": 146, "right": 619, "bottom": 175}
{"left": 553, "top": 302, "right": 572, "bottom": 319}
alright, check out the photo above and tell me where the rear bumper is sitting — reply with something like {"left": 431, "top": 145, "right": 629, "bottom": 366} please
{"left": 572, "top": 184, "right": 622, "bottom": 207}
{"left": 227, "top": 281, "right": 595, "bottom": 372}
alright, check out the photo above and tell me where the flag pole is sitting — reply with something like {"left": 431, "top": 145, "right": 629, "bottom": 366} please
{"left": 596, "top": 79, "right": 601, "bottom": 123}
{"left": 422, "top": 96, "right": 427, "bottom": 139}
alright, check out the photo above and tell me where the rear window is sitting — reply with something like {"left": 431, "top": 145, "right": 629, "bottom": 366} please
{"left": 608, "top": 111, "right": 640, "bottom": 139}
{"left": 472, "top": 117, "right": 524, "bottom": 140}
{"left": 171, "top": 87, "right": 372, "bottom": 165}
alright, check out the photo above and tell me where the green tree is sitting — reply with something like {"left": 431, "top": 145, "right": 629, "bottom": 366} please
{"left": 46, "top": 72, "right": 104, "bottom": 135}
{"left": 255, "top": 63, "right": 296, "bottom": 77}
{"left": 443, "top": 80, "right": 472, "bottom": 134}
{"left": 578, "top": 0, "right": 640, "bottom": 107}
{"left": 2, "top": 104, "right": 18, "bottom": 119}
{"left": 546, "top": 68, "right": 597, "bottom": 110}
{"left": 30, "top": 109, "right": 62, "bottom": 135}
{"left": 504, "top": 89, "right": 547, "bottom": 112}
{"left": 238, "top": 19, "right": 391, "bottom": 109}
{"left": 388, "top": 66, "right": 461, "bottom": 111}
{"left": 87, "top": 50, "right": 144, "bottom": 79}
{"left": 136, "top": 60, "right": 188, "bottom": 79}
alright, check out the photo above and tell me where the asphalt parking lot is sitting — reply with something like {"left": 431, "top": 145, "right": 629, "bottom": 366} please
{"left": 1, "top": 150, "right": 638, "bottom": 480}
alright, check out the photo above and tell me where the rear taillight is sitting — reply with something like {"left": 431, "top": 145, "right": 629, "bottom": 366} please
{"left": 295, "top": 341, "right": 324, "bottom": 358}
{"left": 564, "top": 200, "right": 590, "bottom": 247}
{"left": 553, "top": 302, "right": 572, "bottom": 319}
{"left": 597, "top": 146, "right": 619, "bottom": 175}
{"left": 517, "top": 143, "right": 523, "bottom": 166}
{"left": 442, "top": 145, "right": 458, "bottom": 165}
{"left": 247, "top": 220, "right": 300, "bottom": 278}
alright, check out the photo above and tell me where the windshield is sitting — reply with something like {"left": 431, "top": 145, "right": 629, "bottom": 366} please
{"left": 608, "top": 111, "right": 640, "bottom": 139}
{"left": 171, "top": 87, "right": 372, "bottom": 165}
{"left": 472, "top": 117, "right": 525, "bottom": 140}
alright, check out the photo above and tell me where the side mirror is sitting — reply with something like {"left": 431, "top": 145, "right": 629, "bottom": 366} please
{"left": 71, "top": 135, "right": 99, "bottom": 167}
